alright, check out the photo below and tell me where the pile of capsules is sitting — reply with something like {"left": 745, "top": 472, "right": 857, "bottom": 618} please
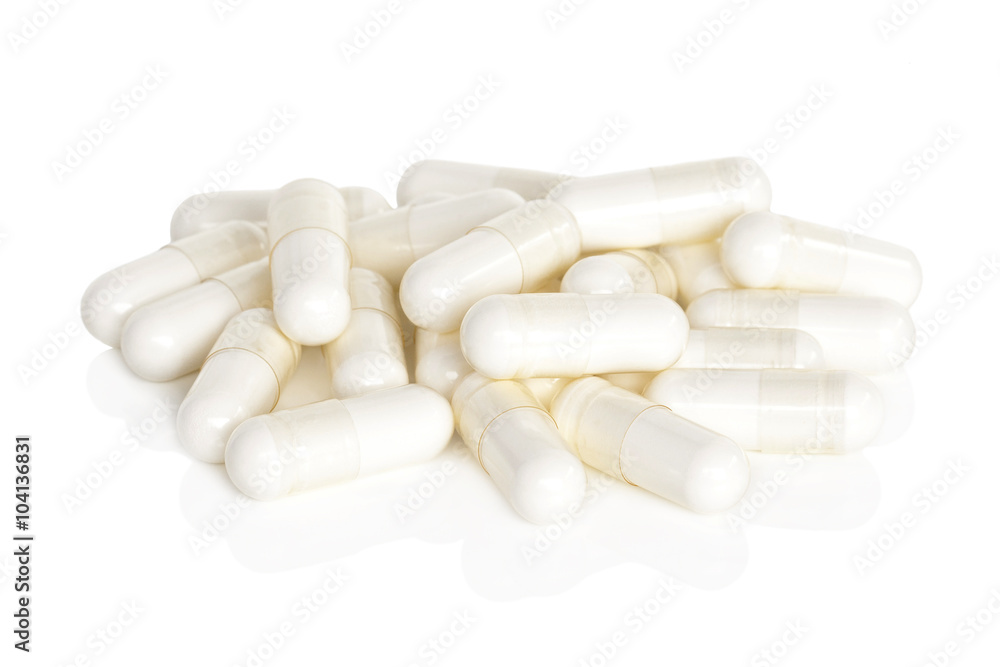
{"left": 81, "top": 157, "right": 920, "bottom": 524}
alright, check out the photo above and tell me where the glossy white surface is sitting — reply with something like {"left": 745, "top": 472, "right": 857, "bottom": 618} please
{"left": 396, "top": 159, "right": 563, "bottom": 204}
{"left": 674, "top": 327, "right": 825, "bottom": 369}
{"left": 414, "top": 328, "right": 472, "bottom": 401}
{"left": 657, "top": 239, "right": 736, "bottom": 308}
{"left": 560, "top": 248, "right": 678, "bottom": 298}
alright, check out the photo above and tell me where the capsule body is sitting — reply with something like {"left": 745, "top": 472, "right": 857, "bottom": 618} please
{"left": 397, "top": 160, "right": 563, "bottom": 205}
{"left": 685, "top": 289, "right": 915, "bottom": 373}
{"left": 674, "top": 328, "right": 824, "bottom": 370}
{"left": 322, "top": 268, "right": 408, "bottom": 398}
{"left": 550, "top": 377, "right": 749, "bottom": 513}
{"left": 82, "top": 221, "right": 267, "bottom": 347}
{"left": 461, "top": 293, "right": 689, "bottom": 379}
{"left": 177, "top": 309, "right": 301, "bottom": 463}
{"left": 352, "top": 189, "right": 524, "bottom": 286}
{"left": 225, "top": 384, "right": 454, "bottom": 500}
{"left": 268, "top": 179, "right": 352, "bottom": 345}
{"left": 550, "top": 157, "right": 770, "bottom": 252}
{"left": 120, "top": 259, "right": 272, "bottom": 381}
{"left": 452, "top": 373, "right": 586, "bottom": 524}
{"left": 414, "top": 328, "right": 472, "bottom": 401}
{"left": 721, "top": 211, "right": 922, "bottom": 305}
{"left": 644, "top": 369, "right": 884, "bottom": 453}
{"left": 658, "top": 239, "right": 735, "bottom": 308}
{"left": 400, "top": 200, "right": 581, "bottom": 332}
{"left": 560, "top": 249, "right": 677, "bottom": 298}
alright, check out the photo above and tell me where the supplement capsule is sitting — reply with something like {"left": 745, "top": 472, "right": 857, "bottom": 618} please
{"left": 225, "top": 384, "right": 454, "bottom": 500}
{"left": 551, "top": 377, "right": 749, "bottom": 513}
{"left": 521, "top": 377, "right": 572, "bottom": 410}
{"left": 397, "top": 159, "right": 563, "bottom": 205}
{"left": 644, "top": 369, "right": 884, "bottom": 453}
{"left": 120, "top": 259, "right": 271, "bottom": 381}
{"left": 550, "top": 157, "right": 770, "bottom": 252}
{"left": 685, "top": 289, "right": 915, "bottom": 373}
{"left": 352, "top": 189, "right": 524, "bottom": 286}
{"left": 177, "top": 308, "right": 301, "bottom": 463}
{"left": 169, "top": 187, "right": 390, "bottom": 240}
{"left": 560, "top": 249, "right": 678, "bottom": 299}
{"left": 400, "top": 200, "right": 581, "bottom": 332}
{"left": 268, "top": 179, "right": 352, "bottom": 345}
{"left": 721, "top": 211, "right": 922, "bottom": 305}
{"left": 460, "top": 293, "right": 689, "bottom": 379}
{"left": 414, "top": 328, "right": 472, "bottom": 401}
{"left": 82, "top": 221, "right": 267, "bottom": 347}
{"left": 657, "top": 239, "right": 735, "bottom": 308}
{"left": 674, "top": 328, "right": 825, "bottom": 369}
{"left": 321, "top": 268, "right": 408, "bottom": 398}
{"left": 452, "top": 373, "right": 587, "bottom": 524}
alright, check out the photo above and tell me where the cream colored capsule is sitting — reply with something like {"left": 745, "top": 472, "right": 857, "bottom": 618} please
{"left": 657, "top": 239, "right": 735, "bottom": 308}
{"left": 414, "top": 329, "right": 472, "bottom": 401}
{"left": 560, "top": 249, "right": 678, "bottom": 298}
{"left": 396, "top": 159, "right": 563, "bottom": 205}
{"left": 674, "top": 328, "right": 825, "bottom": 370}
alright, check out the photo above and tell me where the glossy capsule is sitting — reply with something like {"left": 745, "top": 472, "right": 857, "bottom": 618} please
{"left": 550, "top": 157, "right": 771, "bottom": 252}
{"left": 644, "top": 369, "right": 885, "bottom": 453}
{"left": 452, "top": 373, "right": 586, "bottom": 524}
{"left": 685, "top": 289, "right": 915, "bottom": 373}
{"left": 225, "top": 384, "right": 454, "bottom": 500}
{"left": 396, "top": 159, "right": 563, "bottom": 205}
{"left": 82, "top": 221, "right": 267, "bottom": 347}
{"left": 414, "top": 328, "right": 472, "bottom": 401}
{"left": 400, "top": 200, "right": 581, "bottom": 332}
{"left": 674, "top": 327, "right": 825, "bottom": 369}
{"left": 560, "top": 249, "right": 678, "bottom": 298}
{"left": 177, "top": 308, "right": 301, "bottom": 463}
{"left": 321, "top": 268, "right": 408, "bottom": 398}
{"left": 657, "top": 239, "right": 735, "bottom": 308}
{"left": 550, "top": 377, "right": 749, "bottom": 513}
{"left": 461, "top": 293, "right": 689, "bottom": 379}
{"left": 120, "top": 259, "right": 272, "bottom": 381}
{"left": 721, "top": 211, "right": 922, "bottom": 305}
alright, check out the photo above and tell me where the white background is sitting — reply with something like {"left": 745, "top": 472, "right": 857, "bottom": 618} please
{"left": 4, "top": 0, "right": 1000, "bottom": 665}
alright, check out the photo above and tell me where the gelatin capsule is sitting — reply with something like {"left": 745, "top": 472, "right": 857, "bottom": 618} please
{"left": 673, "top": 327, "right": 825, "bottom": 369}
{"left": 225, "top": 384, "right": 454, "bottom": 500}
{"left": 644, "top": 369, "right": 884, "bottom": 453}
{"left": 452, "top": 373, "right": 586, "bottom": 524}
{"left": 657, "top": 239, "right": 735, "bottom": 308}
{"left": 396, "top": 159, "right": 563, "bottom": 205}
{"left": 560, "top": 249, "right": 678, "bottom": 299}
{"left": 177, "top": 308, "right": 301, "bottom": 463}
{"left": 414, "top": 328, "right": 472, "bottom": 401}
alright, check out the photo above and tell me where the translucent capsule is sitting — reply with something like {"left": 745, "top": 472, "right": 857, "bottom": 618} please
{"left": 721, "top": 211, "right": 922, "bottom": 306}
{"left": 414, "top": 328, "right": 472, "bottom": 401}
{"left": 461, "top": 293, "right": 689, "bottom": 379}
{"left": 396, "top": 159, "right": 563, "bottom": 205}
{"left": 673, "top": 328, "right": 825, "bottom": 370}
{"left": 521, "top": 377, "right": 572, "bottom": 410}
{"left": 644, "top": 369, "right": 884, "bottom": 453}
{"left": 321, "top": 268, "right": 408, "bottom": 398}
{"left": 120, "top": 259, "right": 272, "bottom": 381}
{"left": 452, "top": 373, "right": 586, "bottom": 524}
{"left": 550, "top": 157, "right": 770, "bottom": 252}
{"left": 268, "top": 179, "right": 352, "bottom": 345}
{"left": 400, "top": 200, "right": 581, "bottom": 332}
{"left": 657, "top": 239, "right": 735, "bottom": 308}
{"left": 169, "top": 187, "right": 390, "bottom": 240}
{"left": 550, "top": 377, "right": 749, "bottom": 513}
{"left": 560, "top": 249, "right": 678, "bottom": 298}
{"left": 177, "top": 308, "right": 301, "bottom": 463}
{"left": 685, "top": 289, "right": 915, "bottom": 373}
{"left": 225, "top": 384, "right": 454, "bottom": 500}
{"left": 82, "top": 221, "right": 267, "bottom": 347}
{"left": 352, "top": 189, "right": 524, "bottom": 286}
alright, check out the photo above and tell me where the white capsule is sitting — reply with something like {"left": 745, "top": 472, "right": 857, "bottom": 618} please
{"left": 400, "top": 200, "right": 581, "bottom": 332}
{"left": 599, "top": 372, "right": 655, "bottom": 394}
{"left": 657, "top": 239, "right": 735, "bottom": 308}
{"left": 686, "top": 289, "right": 915, "bottom": 373}
{"left": 177, "top": 309, "right": 301, "bottom": 463}
{"left": 414, "top": 328, "right": 472, "bottom": 401}
{"left": 550, "top": 157, "right": 770, "bottom": 252}
{"left": 461, "top": 293, "right": 689, "bottom": 379}
{"left": 551, "top": 377, "right": 749, "bottom": 513}
{"left": 644, "top": 369, "right": 884, "bottom": 453}
{"left": 169, "top": 187, "right": 389, "bottom": 240}
{"left": 352, "top": 189, "right": 525, "bottom": 286}
{"left": 521, "top": 377, "right": 572, "bottom": 410}
{"left": 268, "top": 179, "right": 352, "bottom": 345}
{"left": 321, "top": 268, "right": 408, "bottom": 398}
{"left": 120, "top": 259, "right": 272, "bottom": 381}
{"left": 674, "top": 328, "right": 825, "bottom": 369}
{"left": 82, "top": 221, "right": 267, "bottom": 347}
{"left": 560, "top": 249, "right": 678, "bottom": 298}
{"left": 452, "top": 373, "right": 586, "bottom": 524}
{"left": 721, "top": 211, "right": 922, "bottom": 305}
{"left": 225, "top": 384, "right": 454, "bottom": 500}
{"left": 397, "top": 159, "right": 563, "bottom": 205}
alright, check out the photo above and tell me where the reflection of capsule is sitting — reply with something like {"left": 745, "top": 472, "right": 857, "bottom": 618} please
{"left": 414, "top": 329, "right": 472, "bottom": 401}
{"left": 177, "top": 309, "right": 300, "bottom": 463}
{"left": 396, "top": 160, "right": 562, "bottom": 205}
{"left": 657, "top": 239, "right": 735, "bottom": 308}
{"left": 551, "top": 377, "right": 749, "bottom": 513}
{"left": 674, "top": 328, "right": 825, "bottom": 370}
{"left": 560, "top": 249, "right": 677, "bottom": 298}
{"left": 644, "top": 369, "right": 884, "bottom": 454}
{"left": 226, "top": 385, "right": 454, "bottom": 500}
